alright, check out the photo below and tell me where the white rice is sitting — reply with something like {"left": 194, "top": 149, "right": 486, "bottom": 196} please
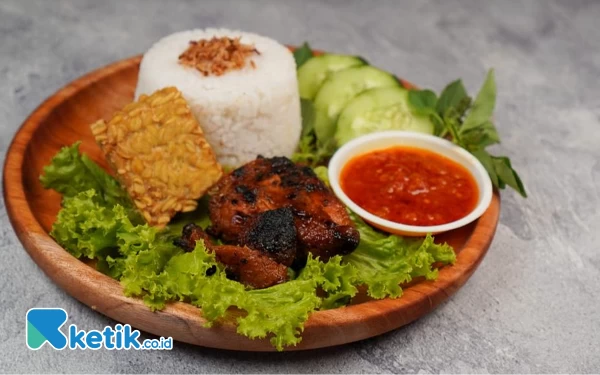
{"left": 135, "top": 28, "right": 301, "bottom": 167}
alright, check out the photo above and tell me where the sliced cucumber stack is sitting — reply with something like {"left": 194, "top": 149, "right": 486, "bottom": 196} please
{"left": 313, "top": 66, "right": 400, "bottom": 145}
{"left": 298, "top": 54, "right": 366, "bottom": 100}
{"left": 335, "top": 86, "right": 435, "bottom": 146}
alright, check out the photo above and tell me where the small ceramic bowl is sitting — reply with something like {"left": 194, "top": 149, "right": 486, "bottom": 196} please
{"left": 328, "top": 131, "right": 493, "bottom": 236}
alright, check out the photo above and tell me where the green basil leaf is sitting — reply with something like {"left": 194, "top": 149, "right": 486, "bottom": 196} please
{"left": 461, "top": 69, "right": 496, "bottom": 133}
{"left": 408, "top": 89, "right": 438, "bottom": 114}
{"left": 293, "top": 42, "right": 313, "bottom": 68}
{"left": 471, "top": 149, "right": 499, "bottom": 188}
{"left": 316, "top": 137, "right": 336, "bottom": 160}
{"left": 443, "top": 107, "right": 464, "bottom": 146}
{"left": 430, "top": 113, "right": 446, "bottom": 136}
{"left": 461, "top": 121, "right": 500, "bottom": 149}
{"left": 436, "top": 79, "right": 467, "bottom": 116}
{"left": 492, "top": 156, "right": 527, "bottom": 197}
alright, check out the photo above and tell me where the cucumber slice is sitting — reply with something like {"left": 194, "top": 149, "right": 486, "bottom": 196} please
{"left": 335, "top": 87, "right": 435, "bottom": 145}
{"left": 313, "top": 66, "right": 399, "bottom": 145}
{"left": 298, "top": 54, "right": 366, "bottom": 100}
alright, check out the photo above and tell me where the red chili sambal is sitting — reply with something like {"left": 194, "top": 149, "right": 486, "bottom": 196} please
{"left": 340, "top": 146, "right": 479, "bottom": 226}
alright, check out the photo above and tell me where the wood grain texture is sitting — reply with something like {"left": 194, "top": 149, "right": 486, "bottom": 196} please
{"left": 2, "top": 55, "right": 500, "bottom": 351}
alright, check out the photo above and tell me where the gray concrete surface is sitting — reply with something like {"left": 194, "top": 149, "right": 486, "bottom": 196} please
{"left": 1, "top": 0, "right": 599, "bottom": 373}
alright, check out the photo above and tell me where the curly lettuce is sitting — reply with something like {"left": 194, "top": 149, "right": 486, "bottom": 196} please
{"left": 344, "top": 211, "right": 455, "bottom": 299}
{"left": 119, "top": 241, "right": 357, "bottom": 349}
{"left": 40, "top": 142, "right": 130, "bottom": 207}
{"left": 48, "top": 187, "right": 179, "bottom": 280}
{"left": 41, "top": 143, "right": 455, "bottom": 350}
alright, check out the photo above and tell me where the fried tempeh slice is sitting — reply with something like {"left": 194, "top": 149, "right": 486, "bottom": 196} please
{"left": 90, "top": 87, "right": 222, "bottom": 227}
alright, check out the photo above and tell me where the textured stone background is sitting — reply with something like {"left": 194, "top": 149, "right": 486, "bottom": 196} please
{"left": 1, "top": 0, "right": 599, "bottom": 373}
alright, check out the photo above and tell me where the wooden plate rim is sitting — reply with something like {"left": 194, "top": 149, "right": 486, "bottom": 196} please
{"left": 2, "top": 55, "right": 500, "bottom": 351}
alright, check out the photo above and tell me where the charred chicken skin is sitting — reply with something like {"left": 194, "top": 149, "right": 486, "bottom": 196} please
{"left": 175, "top": 223, "right": 288, "bottom": 289}
{"left": 208, "top": 156, "right": 360, "bottom": 267}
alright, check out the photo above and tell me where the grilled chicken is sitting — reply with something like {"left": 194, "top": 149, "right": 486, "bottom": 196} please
{"left": 208, "top": 156, "right": 360, "bottom": 267}
{"left": 174, "top": 223, "right": 288, "bottom": 289}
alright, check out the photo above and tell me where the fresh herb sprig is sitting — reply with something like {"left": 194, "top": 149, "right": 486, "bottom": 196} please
{"left": 408, "top": 70, "right": 527, "bottom": 197}
{"left": 292, "top": 43, "right": 336, "bottom": 165}
{"left": 293, "top": 42, "right": 313, "bottom": 68}
{"left": 292, "top": 98, "right": 336, "bottom": 166}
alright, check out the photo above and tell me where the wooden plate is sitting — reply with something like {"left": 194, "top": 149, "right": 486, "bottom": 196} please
{"left": 3, "top": 55, "right": 500, "bottom": 351}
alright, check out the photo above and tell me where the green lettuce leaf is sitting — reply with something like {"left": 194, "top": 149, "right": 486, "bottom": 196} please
{"left": 291, "top": 254, "right": 358, "bottom": 309}
{"left": 40, "top": 142, "right": 130, "bottom": 207}
{"left": 118, "top": 234, "right": 183, "bottom": 306}
{"left": 50, "top": 189, "right": 127, "bottom": 259}
{"left": 293, "top": 42, "right": 313, "bottom": 68}
{"left": 344, "top": 211, "right": 456, "bottom": 299}
{"left": 49, "top": 187, "right": 178, "bottom": 284}
{"left": 122, "top": 239, "right": 216, "bottom": 310}
{"left": 235, "top": 253, "right": 356, "bottom": 349}
{"left": 43, "top": 144, "right": 456, "bottom": 351}
{"left": 239, "top": 279, "right": 322, "bottom": 349}
{"left": 122, "top": 240, "right": 356, "bottom": 350}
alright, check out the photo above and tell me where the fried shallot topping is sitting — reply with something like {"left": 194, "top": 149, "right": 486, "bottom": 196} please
{"left": 178, "top": 36, "right": 259, "bottom": 76}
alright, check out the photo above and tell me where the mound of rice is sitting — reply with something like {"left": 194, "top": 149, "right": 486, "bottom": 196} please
{"left": 135, "top": 28, "right": 301, "bottom": 167}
